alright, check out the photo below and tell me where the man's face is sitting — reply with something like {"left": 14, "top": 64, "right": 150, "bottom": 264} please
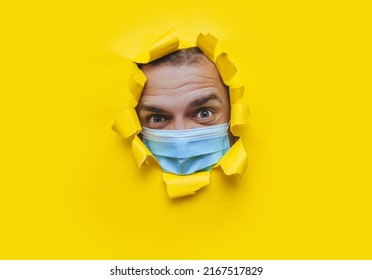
{"left": 137, "top": 58, "right": 230, "bottom": 130}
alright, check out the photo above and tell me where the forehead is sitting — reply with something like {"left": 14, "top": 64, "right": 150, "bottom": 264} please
{"left": 140, "top": 57, "right": 227, "bottom": 97}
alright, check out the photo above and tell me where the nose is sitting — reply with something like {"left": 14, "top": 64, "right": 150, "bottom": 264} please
{"left": 171, "top": 116, "right": 198, "bottom": 130}
{"left": 172, "top": 117, "right": 188, "bottom": 130}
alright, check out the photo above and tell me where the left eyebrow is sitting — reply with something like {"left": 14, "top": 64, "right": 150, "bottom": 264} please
{"left": 189, "top": 93, "right": 223, "bottom": 107}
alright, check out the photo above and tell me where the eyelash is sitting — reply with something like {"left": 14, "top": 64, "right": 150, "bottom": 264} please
{"left": 144, "top": 108, "right": 215, "bottom": 128}
{"left": 196, "top": 108, "right": 212, "bottom": 117}
{"left": 147, "top": 114, "right": 170, "bottom": 124}
{"left": 193, "top": 108, "right": 215, "bottom": 120}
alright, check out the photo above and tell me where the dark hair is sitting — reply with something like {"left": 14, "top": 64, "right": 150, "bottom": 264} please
{"left": 137, "top": 47, "right": 208, "bottom": 68}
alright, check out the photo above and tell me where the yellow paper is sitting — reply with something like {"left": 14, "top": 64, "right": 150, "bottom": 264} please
{"left": 214, "top": 138, "right": 247, "bottom": 176}
{"left": 229, "top": 86, "right": 245, "bottom": 104}
{"left": 131, "top": 135, "right": 158, "bottom": 168}
{"left": 112, "top": 108, "right": 142, "bottom": 139}
{"left": 163, "top": 172, "right": 210, "bottom": 198}
{"left": 230, "top": 103, "right": 251, "bottom": 137}
{"left": 215, "top": 52, "right": 237, "bottom": 86}
{"left": 134, "top": 28, "right": 180, "bottom": 63}
{"left": 127, "top": 62, "right": 147, "bottom": 107}
{"left": 2, "top": 0, "right": 371, "bottom": 261}
{"left": 196, "top": 33, "right": 218, "bottom": 62}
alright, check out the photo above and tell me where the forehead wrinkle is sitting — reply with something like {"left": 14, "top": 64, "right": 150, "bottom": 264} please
{"left": 143, "top": 74, "right": 224, "bottom": 96}
{"left": 142, "top": 61, "right": 225, "bottom": 90}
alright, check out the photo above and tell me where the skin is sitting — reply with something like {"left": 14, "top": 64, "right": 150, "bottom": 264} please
{"left": 136, "top": 57, "right": 230, "bottom": 130}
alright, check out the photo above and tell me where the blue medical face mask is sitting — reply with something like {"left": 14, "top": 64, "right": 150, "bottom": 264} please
{"left": 142, "top": 123, "right": 230, "bottom": 175}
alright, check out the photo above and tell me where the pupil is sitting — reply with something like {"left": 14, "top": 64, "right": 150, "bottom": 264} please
{"left": 202, "top": 111, "right": 209, "bottom": 117}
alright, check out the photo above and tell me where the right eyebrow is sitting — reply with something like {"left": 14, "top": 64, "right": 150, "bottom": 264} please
{"left": 136, "top": 105, "right": 168, "bottom": 114}
{"left": 189, "top": 93, "right": 223, "bottom": 107}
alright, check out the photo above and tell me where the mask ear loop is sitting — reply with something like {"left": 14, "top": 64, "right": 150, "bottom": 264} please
{"left": 226, "top": 121, "right": 231, "bottom": 131}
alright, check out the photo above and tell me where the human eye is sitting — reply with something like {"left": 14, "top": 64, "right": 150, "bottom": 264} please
{"left": 148, "top": 114, "right": 167, "bottom": 124}
{"left": 196, "top": 108, "right": 213, "bottom": 119}
{"left": 191, "top": 108, "right": 216, "bottom": 125}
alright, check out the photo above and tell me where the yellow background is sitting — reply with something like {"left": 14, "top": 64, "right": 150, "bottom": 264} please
{"left": 1, "top": 0, "right": 371, "bottom": 259}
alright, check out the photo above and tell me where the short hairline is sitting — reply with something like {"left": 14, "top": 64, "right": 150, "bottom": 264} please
{"left": 137, "top": 47, "right": 230, "bottom": 102}
{"left": 137, "top": 47, "right": 209, "bottom": 69}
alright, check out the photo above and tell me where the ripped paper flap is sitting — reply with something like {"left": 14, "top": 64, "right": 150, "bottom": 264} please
{"left": 127, "top": 62, "right": 147, "bottom": 107}
{"left": 132, "top": 135, "right": 157, "bottom": 169}
{"left": 215, "top": 52, "right": 237, "bottom": 86}
{"left": 134, "top": 28, "right": 180, "bottom": 63}
{"left": 163, "top": 172, "right": 210, "bottom": 198}
{"left": 112, "top": 108, "right": 142, "bottom": 139}
{"left": 196, "top": 33, "right": 218, "bottom": 62}
{"left": 229, "top": 86, "right": 245, "bottom": 103}
{"left": 214, "top": 138, "right": 247, "bottom": 176}
{"left": 230, "top": 103, "right": 251, "bottom": 137}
